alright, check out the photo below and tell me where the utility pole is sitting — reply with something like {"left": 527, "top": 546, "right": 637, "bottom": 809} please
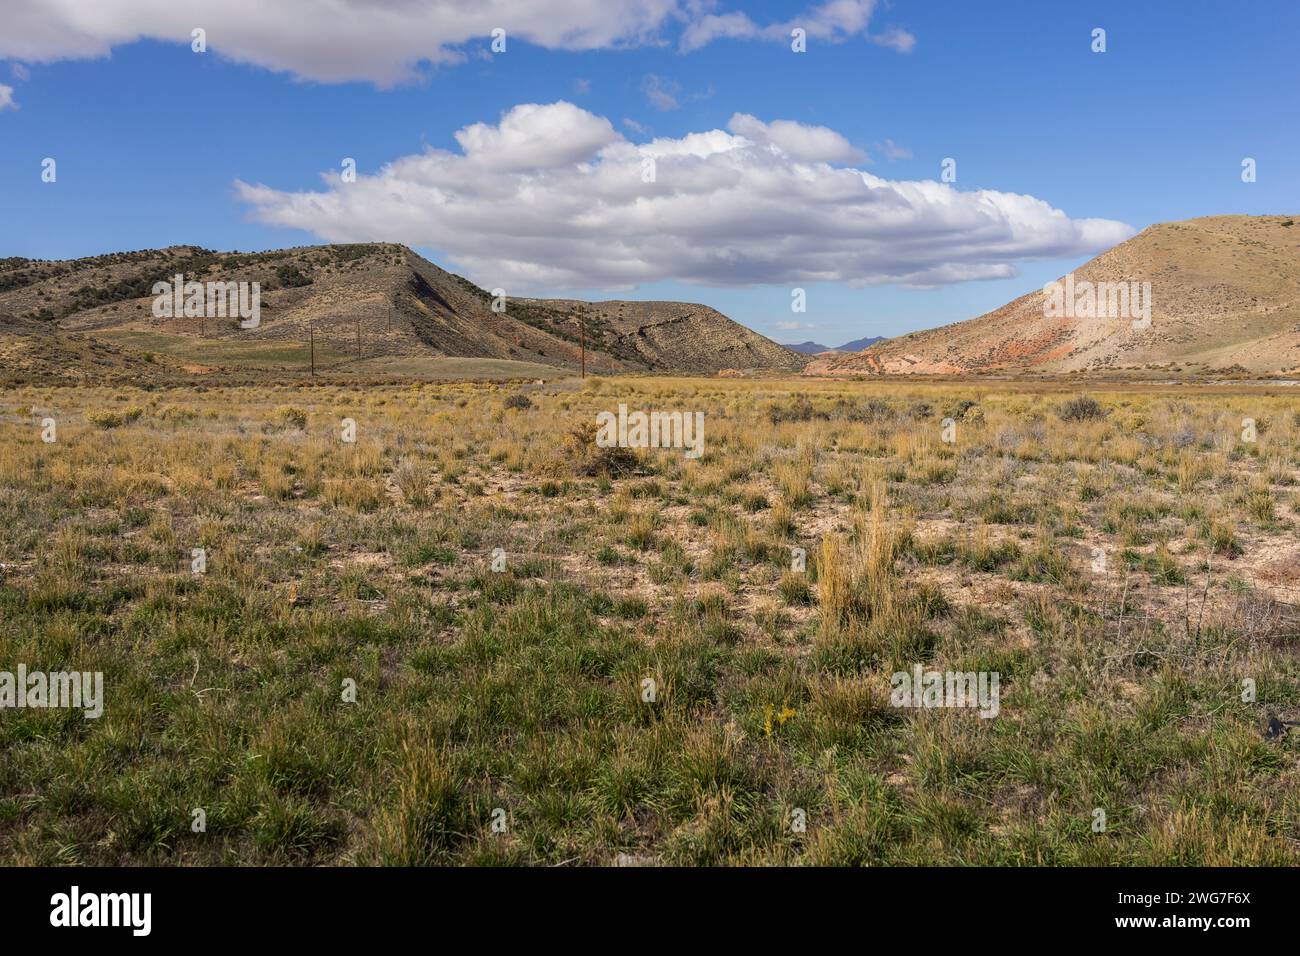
{"left": 356, "top": 316, "right": 361, "bottom": 359}
{"left": 579, "top": 312, "right": 586, "bottom": 379}
{"left": 309, "top": 321, "right": 315, "bottom": 378}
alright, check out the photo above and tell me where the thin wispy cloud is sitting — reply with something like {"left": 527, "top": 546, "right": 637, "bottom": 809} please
{"left": 680, "top": 0, "right": 914, "bottom": 53}
{"left": 642, "top": 74, "right": 715, "bottom": 112}
{"left": 875, "top": 138, "right": 912, "bottom": 161}
{"left": 642, "top": 74, "right": 681, "bottom": 111}
{"left": 869, "top": 27, "right": 917, "bottom": 53}
{"left": 237, "top": 100, "right": 1132, "bottom": 292}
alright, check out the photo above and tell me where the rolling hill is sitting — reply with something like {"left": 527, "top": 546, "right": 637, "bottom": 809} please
{"left": 0, "top": 243, "right": 804, "bottom": 381}
{"left": 806, "top": 215, "right": 1300, "bottom": 377}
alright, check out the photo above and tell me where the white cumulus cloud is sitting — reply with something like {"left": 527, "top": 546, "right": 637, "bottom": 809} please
{"left": 236, "top": 101, "right": 1133, "bottom": 292}
{"left": 727, "top": 113, "right": 865, "bottom": 163}
{"left": 0, "top": 0, "right": 912, "bottom": 85}
{"left": 453, "top": 101, "right": 618, "bottom": 171}
{"left": 0, "top": 85, "right": 17, "bottom": 111}
{"left": 0, "top": 0, "right": 680, "bottom": 85}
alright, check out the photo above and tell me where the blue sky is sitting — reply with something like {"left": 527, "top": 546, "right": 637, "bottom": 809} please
{"left": 2, "top": 0, "right": 1296, "bottom": 346}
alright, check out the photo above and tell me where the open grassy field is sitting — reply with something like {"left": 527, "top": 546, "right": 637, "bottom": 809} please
{"left": 95, "top": 330, "right": 568, "bottom": 382}
{"left": 97, "top": 329, "right": 351, "bottom": 368}
{"left": 2, "top": 376, "right": 1298, "bottom": 865}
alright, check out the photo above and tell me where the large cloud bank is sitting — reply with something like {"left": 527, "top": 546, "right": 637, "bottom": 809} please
{"left": 236, "top": 101, "right": 1133, "bottom": 291}
{"left": 1, "top": 0, "right": 912, "bottom": 85}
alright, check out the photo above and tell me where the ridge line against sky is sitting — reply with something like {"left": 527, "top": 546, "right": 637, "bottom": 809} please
{"left": 1, "top": 0, "right": 1296, "bottom": 344}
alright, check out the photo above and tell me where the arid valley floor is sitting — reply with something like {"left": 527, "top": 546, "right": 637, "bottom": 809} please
{"left": 2, "top": 375, "right": 1299, "bottom": 865}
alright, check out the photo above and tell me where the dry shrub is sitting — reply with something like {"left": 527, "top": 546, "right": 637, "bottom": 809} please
{"left": 1057, "top": 395, "right": 1107, "bottom": 421}
{"left": 568, "top": 421, "right": 639, "bottom": 478}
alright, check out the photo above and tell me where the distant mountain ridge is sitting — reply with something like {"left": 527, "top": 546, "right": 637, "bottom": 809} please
{"left": 0, "top": 243, "right": 805, "bottom": 377}
{"left": 784, "top": 335, "right": 884, "bottom": 354}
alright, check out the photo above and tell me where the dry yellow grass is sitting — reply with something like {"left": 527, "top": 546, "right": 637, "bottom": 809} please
{"left": 1, "top": 375, "right": 1297, "bottom": 865}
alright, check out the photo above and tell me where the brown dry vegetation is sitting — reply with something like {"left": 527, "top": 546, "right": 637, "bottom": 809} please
{"left": 1, "top": 375, "right": 1298, "bottom": 865}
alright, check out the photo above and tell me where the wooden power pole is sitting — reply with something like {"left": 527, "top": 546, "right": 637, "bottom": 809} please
{"left": 309, "top": 321, "right": 315, "bottom": 378}
{"left": 579, "top": 313, "right": 586, "bottom": 379}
